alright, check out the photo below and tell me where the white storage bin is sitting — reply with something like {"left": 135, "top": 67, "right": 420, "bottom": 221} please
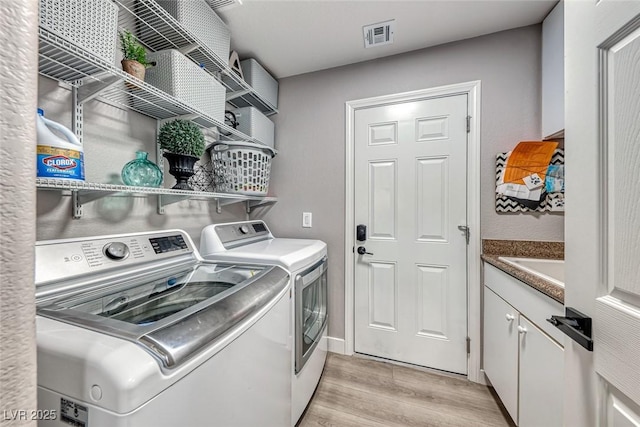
{"left": 241, "top": 59, "right": 279, "bottom": 108}
{"left": 155, "top": 0, "right": 230, "bottom": 65}
{"left": 145, "top": 49, "right": 225, "bottom": 122}
{"left": 233, "top": 107, "right": 275, "bottom": 149}
{"left": 210, "top": 142, "right": 274, "bottom": 196}
{"left": 39, "top": 0, "right": 119, "bottom": 63}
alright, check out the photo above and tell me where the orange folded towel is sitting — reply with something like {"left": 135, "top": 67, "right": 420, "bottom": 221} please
{"left": 503, "top": 141, "right": 558, "bottom": 184}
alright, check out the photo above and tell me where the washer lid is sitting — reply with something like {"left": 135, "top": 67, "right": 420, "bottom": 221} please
{"left": 37, "top": 262, "right": 289, "bottom": 369}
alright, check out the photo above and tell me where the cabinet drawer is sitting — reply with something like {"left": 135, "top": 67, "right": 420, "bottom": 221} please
{"left": 483, "top": 287, "right": 518, "bottom": 423}
{"left": 484, "top": 263, "right": 564, "bottom": 344}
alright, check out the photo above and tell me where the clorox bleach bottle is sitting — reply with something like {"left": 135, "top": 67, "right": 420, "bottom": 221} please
{"left": 36, "top": 108, "right": 85, "bottom": 181}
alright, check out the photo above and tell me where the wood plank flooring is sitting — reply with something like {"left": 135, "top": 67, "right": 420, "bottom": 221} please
{"left": 298, "top": 353, "right": 515, "bottom": 427}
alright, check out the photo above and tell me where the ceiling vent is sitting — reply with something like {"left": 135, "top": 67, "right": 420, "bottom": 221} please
{"left": 206, "top": 0, "right": 243, "bottom": 12}
{"left": 363, "top": 20, "right": 395, "bottom": 48}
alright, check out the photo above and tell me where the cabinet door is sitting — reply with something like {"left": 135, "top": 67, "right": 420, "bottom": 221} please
{"left": 483, "top": 286, "right": 519, "bottom": 423}
{"left": 518, "top": 316, "right": 564, "bottom": 427}
{"left": 541, "top": 0, "right": 564, "bottom": 138}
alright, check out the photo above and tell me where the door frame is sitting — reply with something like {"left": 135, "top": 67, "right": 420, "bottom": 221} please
{"left": 344, "top": 81, "right": 482, "bottom": 383}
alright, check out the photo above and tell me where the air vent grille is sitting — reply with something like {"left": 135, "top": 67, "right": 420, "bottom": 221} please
{"left": 363, "top": 20, "right": 395, "bottom": 48}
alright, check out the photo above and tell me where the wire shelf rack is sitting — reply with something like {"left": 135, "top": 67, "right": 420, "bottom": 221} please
{"left": 38, "top": 27, "right": 276, "bottom": 149}
{"left": 36, "top": 5, "right": 279, "bottom": 217}
{"left": 114, "top": 0, "right": 278, "bottom": 116}
{"left": 36, "top": 178, "right": 277, "bottom": 218}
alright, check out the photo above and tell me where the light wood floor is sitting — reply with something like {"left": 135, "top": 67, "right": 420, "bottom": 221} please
{"left": 298, "top": 353, "right": 515, "bottom": 427}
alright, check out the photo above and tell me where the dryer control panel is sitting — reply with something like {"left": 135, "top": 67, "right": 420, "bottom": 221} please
{"left": 203, "top": 221, "right": 273, "bottom": 252}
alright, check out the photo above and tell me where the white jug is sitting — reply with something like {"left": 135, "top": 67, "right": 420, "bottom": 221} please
{"left": 36, "top": 108, "right": 85, "bottom": 181}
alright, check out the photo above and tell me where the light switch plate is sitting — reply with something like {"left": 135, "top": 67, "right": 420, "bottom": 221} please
{"left": 302, "top": 212, "right": 312, "bottom": 228}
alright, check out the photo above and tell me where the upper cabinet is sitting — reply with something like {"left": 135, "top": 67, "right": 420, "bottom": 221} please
{"left": 541, "top": 1, "right": 564, "bottom": 140}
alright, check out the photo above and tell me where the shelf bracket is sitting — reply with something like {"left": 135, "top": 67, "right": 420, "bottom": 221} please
{"left": 77, "top": 75, "right": 124, "bottom": 104}
{"left": 158, "top": 194, "right": 191, "bottom": 211}
{"left": 226, "top": 89, "right": 251, "bottom": 102}
{"left": 72, "top": 189, "right": 121, "bottom": 219}
{"left": 177, "top": 43, "right": 199, "bottom": 56}
{"left": 157, "top": 114, "right": 203, "bottom": 127}
{"left": 246, "top": 199, "right": 277, "bottom": 214}
{"left": 216, "top": 198, "right": 245, "bottom": 214}
{"left": 72, "top": 191, "right": 82, "bottom": 219}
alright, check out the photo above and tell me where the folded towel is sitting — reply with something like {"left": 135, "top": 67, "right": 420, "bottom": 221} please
{"left": 496, "top": 151, "right": 543, "bottom": 202}
{"left": 503, "top": 141, "right": 559, "bottom": 184}
{"left": 545, "top": 164, "right": 564, "bottom": 193}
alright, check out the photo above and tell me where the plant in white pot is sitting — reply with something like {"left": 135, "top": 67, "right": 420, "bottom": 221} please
{"left": 158, "top": 119, "right": 205, "bottom": 190}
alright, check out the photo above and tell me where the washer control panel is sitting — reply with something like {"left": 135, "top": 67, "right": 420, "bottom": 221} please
{"left": 35, "top": 230, "right": 194, "bottom": 290}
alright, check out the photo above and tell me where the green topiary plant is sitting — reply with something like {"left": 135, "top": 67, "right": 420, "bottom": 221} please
{"left": 118, "top": 30, "right": 151, "bottom": 67}
{"left": 158, "top": 119, "right": 205, "bottom": 158}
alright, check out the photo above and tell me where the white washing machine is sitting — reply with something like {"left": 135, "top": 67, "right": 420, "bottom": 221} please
{"left": 35, "top": 229, "right": 291, "bottom": 427}
{"left": 200, "top": 221, "right": 328, "bottom": 425}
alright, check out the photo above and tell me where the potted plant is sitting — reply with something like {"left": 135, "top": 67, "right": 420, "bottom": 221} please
{"left": 118, "top": 30, "right": 152, "bottom": 81}
{"left": 158, "top": 119, "right": 205, "bottom": 190}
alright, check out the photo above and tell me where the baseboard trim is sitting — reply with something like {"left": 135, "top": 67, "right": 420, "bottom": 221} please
{"left": 476, "top": 368, "right": 489, "bottom": 386}
{"left": 327, "top": 336, "right": 345, "bottom": 354}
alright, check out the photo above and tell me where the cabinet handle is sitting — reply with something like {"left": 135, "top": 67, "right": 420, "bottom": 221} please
{"left": 518, "top": 325, "right": 527, "bottom": 334}
{"left": 505, "top": 313, "right": 515, "bottom": 322}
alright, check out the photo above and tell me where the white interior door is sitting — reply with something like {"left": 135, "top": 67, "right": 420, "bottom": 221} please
{"left": 353, "top": 94, "right": 468, "bottom": 374}
{"left": 566, "top": 1, "right": 640, "bottom": 426}
{"left": 597, "top": 4, "right": 640, "bottom": 424}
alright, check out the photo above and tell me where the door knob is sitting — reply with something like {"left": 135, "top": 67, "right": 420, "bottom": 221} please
{"left": 357, "top": 246, "right": 373, "bottom": 255}
{"left": 517, "top": 325, "right": 528, "bottom": 334}
{"left": 505, "top": 313, "right": 515, "bottom": 322}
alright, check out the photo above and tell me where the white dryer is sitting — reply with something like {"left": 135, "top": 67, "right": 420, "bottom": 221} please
{"left": 200, "top": 221, "right": 328, "bottom": 425}
{"left": 35, "top": 230, "right": 291, "bottom": 427}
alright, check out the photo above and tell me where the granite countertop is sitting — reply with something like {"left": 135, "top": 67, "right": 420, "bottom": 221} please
{"left": 481, "top": 239, "right": 564, "bottom": 304}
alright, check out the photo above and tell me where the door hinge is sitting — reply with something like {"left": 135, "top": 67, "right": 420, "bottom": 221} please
{"left": 466, "top": 337, "right": 471, "bottom": 354}
{"left": 466, "top": 116, "right": 471, "bottom": 133}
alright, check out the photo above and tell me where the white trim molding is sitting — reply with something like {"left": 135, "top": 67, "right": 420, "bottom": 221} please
{"left": 326, "top": 336, "right": 346, "bottom": 355}
{"left": 344, "top": 81, "right": 483, "bottom": 383}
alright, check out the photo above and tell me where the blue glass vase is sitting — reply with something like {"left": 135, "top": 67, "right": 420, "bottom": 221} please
{"left": 121, "top": 151, "right": 163, "bottom": 187}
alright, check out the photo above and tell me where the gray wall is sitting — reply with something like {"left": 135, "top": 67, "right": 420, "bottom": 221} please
{"left": 257, "top": 25, "right": 564, "bottom": 340}
{"left": 1, "top": 0, "right": 38, "bottom": 423}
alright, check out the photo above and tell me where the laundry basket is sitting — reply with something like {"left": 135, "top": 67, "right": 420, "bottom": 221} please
{"left": 39, "top": 0, "right": 119, "bottom": 63}
{"left": 209, "top": 142, "right": 275, "bottom": 196}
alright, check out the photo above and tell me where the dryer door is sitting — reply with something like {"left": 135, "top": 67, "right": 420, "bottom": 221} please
{"left": 295, "top": 256, "right": 328, "bottom": 374}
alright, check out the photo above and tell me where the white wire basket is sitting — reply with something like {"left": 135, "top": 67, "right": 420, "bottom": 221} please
{"left": 233, "top": 107, "right": 275, "bottom": 149}
{"left": 240, "top": 59, "right": 279, "bottom": 108}
{"left": 155, "top": 0, "right": 230, "bottom": 66}
{"left": 209, "top": 142, "right": 275, "bottom": 196}
{"left": 146, "top": 49, "right": 226, "bottom": 122}
{"left": 39, "top": 0, "right": 119, "bottom": 64}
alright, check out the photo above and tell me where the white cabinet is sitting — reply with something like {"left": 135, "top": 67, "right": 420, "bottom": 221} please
{"left": 541, "top": 0, "right": 564, "bottom": 139}
{"left": 518, "top": 316, "right": 564, "bottom": 427}
{"left": 483, "top": 264, "right": 564, "bottom": 426}
{"left": 484, "top": 287, "right": 519, "bottom": 422}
